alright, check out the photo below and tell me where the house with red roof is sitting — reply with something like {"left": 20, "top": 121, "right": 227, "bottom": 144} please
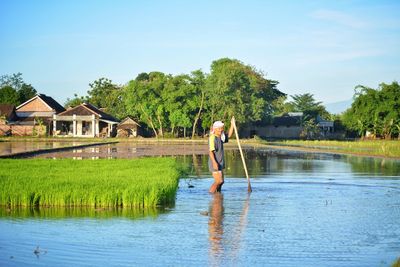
{"left": 53, "top": 103, "right": 119, "bottom": 137}
{"left": 15, "top": 94, "right": 66, "bottom": 135}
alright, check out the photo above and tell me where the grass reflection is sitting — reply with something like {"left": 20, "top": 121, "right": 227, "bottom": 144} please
{"left": 0, "top": 206, "right": 169, "bottom": 220}
{"left": 392, "top": 257, "right": 400, "bottom": 267}
{"left": 346, "top": 156, "right": 400, "bottom": 176}
{"left": 183, "top": 149, "right": 400, "bottom": 177}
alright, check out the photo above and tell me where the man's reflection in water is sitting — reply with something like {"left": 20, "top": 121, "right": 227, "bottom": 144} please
{"left": 208, "top": 192, "right": 224, "bottom": 265}
{"left": 208, "top": 192, "right": 251, "bottom": 265}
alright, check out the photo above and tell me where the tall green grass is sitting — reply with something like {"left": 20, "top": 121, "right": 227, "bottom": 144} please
{"left": 272, "top": 140, "right": 400, "bottom": 158}
{"left": 0, "top": 158, "right": 182, "bottom": 208}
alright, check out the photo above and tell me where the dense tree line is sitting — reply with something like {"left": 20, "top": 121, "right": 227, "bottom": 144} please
{"left": 342, "top": 82, "right": 400, "bottom": 139}
{"left": 66, "top": 58, "right": 285, "bottom": 137}
{"left": 0, "top": 73, "right": 37, "bottom": 106}
{"left": 5, "top": 59, "right": 397, "bottom": 139}
{"left": 273, "top": 93, "right": 330, "bottom": 119}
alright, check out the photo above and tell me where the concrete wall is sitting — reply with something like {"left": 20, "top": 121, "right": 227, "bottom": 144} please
{"left": 0, "top": 125, "right": 10, "bottom": 135}
{"left": 0, "top": 125, "right": 46, "bottom": 136}
{"left": 241, "top": 125, "right": 303, "bottom": 139}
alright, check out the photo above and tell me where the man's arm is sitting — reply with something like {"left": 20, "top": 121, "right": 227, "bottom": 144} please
{"left": 209, "top": 135, "right": 219, "bottom": 171}
{"left": 228, "top": 116, "right": 235, "bottom": 138}
{"left": 209, "top": 151, "right": 219, "bottom": 171}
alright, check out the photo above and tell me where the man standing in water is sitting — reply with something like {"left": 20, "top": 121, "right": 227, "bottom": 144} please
{"left": 209, "top": 117, "right": 235, "bottom": 193}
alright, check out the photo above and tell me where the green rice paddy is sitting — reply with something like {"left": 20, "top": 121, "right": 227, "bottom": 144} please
{"left": 0, "top": 158, "right": 182, "bottom": 208}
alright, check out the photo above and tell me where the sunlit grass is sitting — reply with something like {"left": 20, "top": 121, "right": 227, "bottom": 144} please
{"left": 0, "top": 158, "right": 182, "bottom": 208}
{"left": 270, "top": 140, "right": 400, "bottom": 158}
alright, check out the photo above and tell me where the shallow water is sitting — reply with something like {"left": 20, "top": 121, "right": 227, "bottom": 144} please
{"left": 0, "top": 140, "right": 90, "bottom": 156}
{"left": 0, "top": 151, "right": 400, "bottom": 266}
{"left": 30, "top": 141, "right": 213, "bottom": 159}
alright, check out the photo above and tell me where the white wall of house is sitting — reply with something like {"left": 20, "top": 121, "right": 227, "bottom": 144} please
{"left": 53, "top": 114, "right": 100, "bottom": 137}
{"left": 76, "top": 121, "right": 82, "bottom": 136}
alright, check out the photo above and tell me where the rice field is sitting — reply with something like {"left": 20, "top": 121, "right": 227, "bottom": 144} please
{"left": 271, "top": 140, "right": 400, "bottom": 158}
{"left": 0, "top": 158, "right": 182, "bottom": 208}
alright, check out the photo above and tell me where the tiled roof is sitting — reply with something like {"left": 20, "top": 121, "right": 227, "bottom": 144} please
{"left": 117, "top": 117, "right": 140, "bottom": 129}
{"left": 119, "top": 117, "right": 140, "bottom": 126}
{"left": 16, "top": 94, "right": 65, "bottom": 113}
{"left": 272, "top": 115, "right": 302, "bottom": 127}
{"left": 37, "top": 94, "right": 65, "bottom": 113}
{"left": 58, "top": 103, "right": 119, "bottom": 122}
{"left": 83, "top": 103, "right": 119, "bottom": 122}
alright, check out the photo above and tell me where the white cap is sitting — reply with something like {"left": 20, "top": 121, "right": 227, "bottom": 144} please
{"left": 213, "top": 121, "right": 224, "bottom": 128}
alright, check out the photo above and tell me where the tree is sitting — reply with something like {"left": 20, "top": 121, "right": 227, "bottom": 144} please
{"left": 375, "top": 82, "right": 400, "bottom": 138}
{"left": 87, "top": 78, "right": 119, "bottom": 108}
{"left": 0, "top": 73, "right": 24, "bottom": 91}
{"left": 18, "top": 83, "right": 37, "bottom": 103}
{"left": 169, "top": 109, "right": 191, "bottom": 137}
{"left": 342, "top": 81, "right": 400, "bottom": 138}
{"left": 86, "top": 77, "right": 126, "bottom": 119}
{"left": 190, "top": 70, "right": 206, "bottom": 138}
{"left": 70, "top": 58, "right": 286, "bottom": 138}
{"left": 205, "top": 58, "right": 284, "bottom": 127}
{"left": 135, "top": 72, "right": 150, "bottom": 81}
{"left": 300, "top": 118, "right": 320, "bottom": 139}
{"left": 0, "top": 73, "right": 37, "bottom": 104}
{"left": 272, "top": 95, "right": 293, "bottom": 115}
{"left": 289, "top": 93, "right": 330, "bottom": 120}
{"left": 64, "top": 94, "right": 88, "bottom": 108}
{"left": 163, "top": 74, "right": 193, "bottom": 137}
{"left": 0, "top": 86, "right": 19, "bottom": 105}
{"left": 124, "top": 72, "right": 169, "bottom": 137}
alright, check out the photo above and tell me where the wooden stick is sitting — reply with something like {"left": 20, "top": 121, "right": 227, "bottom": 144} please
{"left": 232, "top": 120, "right": 252, "bottom": 193}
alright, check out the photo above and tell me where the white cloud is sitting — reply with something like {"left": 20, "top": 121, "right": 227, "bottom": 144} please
{"left": 293, "top": 49, "right": 384, "bottom": 66}
{"left": 311, "top": 9, "right": 367, "bottom": 29}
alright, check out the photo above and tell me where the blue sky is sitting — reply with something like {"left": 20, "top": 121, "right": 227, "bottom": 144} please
{"left": 1, "top": 0, "right": 399, "bottom": 106}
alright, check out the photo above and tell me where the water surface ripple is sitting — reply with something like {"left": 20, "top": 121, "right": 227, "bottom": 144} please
{"left": 0, "top": 152, "right": 399, "bottom": 266}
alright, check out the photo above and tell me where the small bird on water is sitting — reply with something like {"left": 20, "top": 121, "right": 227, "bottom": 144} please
{"left": 34, "top": 246, "right": 40, "bottom": 255}
{"left": 34, "top": 246, "right": 47, "bottom": 256}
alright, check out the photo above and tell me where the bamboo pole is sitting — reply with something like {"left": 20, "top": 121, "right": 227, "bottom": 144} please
{"left": 232, "top": 120, "right": 252, "bottom": 193}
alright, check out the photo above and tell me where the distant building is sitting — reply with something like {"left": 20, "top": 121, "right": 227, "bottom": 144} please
{"left": 0, "top": 94, "right": 66, "bottom": 136}
{"left": 53, "top": 103, "right": 119, "bottom": 137}
{"left": 241, "top": 112, "right": 335, "bottom": 139}
{"left": 15, "top": 94, "right": 66, "bottom": 133}
{"left": 242, "top": 113, "right": 303, "bottom": 139}
{"left": 316, "top": 115, "right": 334, "bottom": 136}
{"left": 0, "top": 104, "right": 18, "bottom": 136}
{"left": 0, "top": 104, "right": 18, "bottom": 124}
{"left": 117, "top": 117, "right": 141, "bottom": 137}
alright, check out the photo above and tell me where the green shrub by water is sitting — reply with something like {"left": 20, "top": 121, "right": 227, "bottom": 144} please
{"left": 0, "top": 158, "right": 181, "bottom": 208}
{"left": 273, "top": 140, "right": 400, "bottom": 158}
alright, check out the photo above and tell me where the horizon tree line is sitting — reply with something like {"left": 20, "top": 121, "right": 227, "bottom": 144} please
{"left": 2, "top": 58, "right": 399, "bottom": 138}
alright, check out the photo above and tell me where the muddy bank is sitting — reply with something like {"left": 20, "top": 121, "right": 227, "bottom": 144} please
{"left": 30, "top": 141, "right": 254, "bottom": 159}
{"left": 3, "top": 137, "right": 400, "bottom": 160}
{"left": 0, "top": 141, "right": 117, "bottom": 158}
{"left": 1, "top": 138, "right": 259, "bottom": 159}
